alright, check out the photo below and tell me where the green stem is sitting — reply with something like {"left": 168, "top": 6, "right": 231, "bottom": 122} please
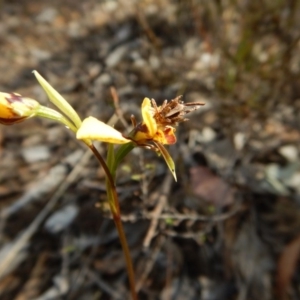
{"left": 88, "top": 143, "right": 138, "bottom": 300}
{"left": 36, "top": 106, "right": 78, "bottom": 133}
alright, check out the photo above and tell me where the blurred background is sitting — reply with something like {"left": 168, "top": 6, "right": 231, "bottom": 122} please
{"left": 0, "top": 0, "right": 300, "bottom": 299}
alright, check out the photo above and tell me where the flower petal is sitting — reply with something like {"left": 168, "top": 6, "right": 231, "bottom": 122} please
{"left": 77, "top": 117, "right": 130, "bottom": 144}
{"left": 128, "top": 122, "right": 151, "bottom": 142}
{"left": 141, "top": 98, "right": 156, "bottom": 137}
{"left": 153, "top": 141, "right": 177, "bottom": 181}
{"left": 33, "top": 71, "right": 82, "bottom": 129}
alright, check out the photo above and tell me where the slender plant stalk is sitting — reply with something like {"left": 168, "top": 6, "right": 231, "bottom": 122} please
{"left": 88, "top": 143, "right": 138, "bottom": 300}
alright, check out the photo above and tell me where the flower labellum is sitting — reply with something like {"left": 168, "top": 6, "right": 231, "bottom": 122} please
{"left": 0, "top": 92, "right": 40, "bottom": 125}
{"left": 77, "top": 116, "right": 130, "bottom": 144}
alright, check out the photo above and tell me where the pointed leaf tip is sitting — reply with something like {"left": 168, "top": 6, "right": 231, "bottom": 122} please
{"left": 33, "top": 71, "right": 82, "bottom": 129}
{"left": 153, "top": 141, "right": 177, "bottom": 181}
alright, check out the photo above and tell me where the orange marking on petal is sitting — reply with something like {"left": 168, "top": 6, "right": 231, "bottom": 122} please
{"left": 153, "top": 130, "right": 166, "bottom": 144}
{"left": 163, "top": 126, "right": 177, "bottom": 144}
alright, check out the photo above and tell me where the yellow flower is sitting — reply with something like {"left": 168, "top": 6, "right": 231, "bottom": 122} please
{"left": 128, "top": 96, "right": 204, "bottom": 180}
{"left": 76, "top": 96, "right": 204, "bottom": 181}
{"left": 129, "top": 97, "right": 177, "bottom": 145}
{"left": 129, "top": 96, "right": 204, "bottom": 145}
{"left": 0, "top": 92, "right": 40, "bottom": 125}
{"left": 127, "top": 97, "right": 181, "bottom": 180}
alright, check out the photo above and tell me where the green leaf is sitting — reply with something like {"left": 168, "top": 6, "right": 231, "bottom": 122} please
{"left": 113, "top": 142, "right": 135, "bottom": 175}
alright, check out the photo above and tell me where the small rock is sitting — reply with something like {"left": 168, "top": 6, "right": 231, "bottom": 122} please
{"left": 205, "top": 139, "right": 235, "bottom": 170}
{"left": 35, "top": 7, "right": 57, "bottom": 23}
{"left": 196, "top": 127, "right": 217, "bottom": 143}
{"left": 279, "top": 145, "right": 298, "bottom": 162}
{"left": 22, "top": 134, "right": 44, "bottom": 147}
{"left": 194, "top": 52, "right": 220, "bottom": 71}
{"left": 114, "top": 25, "right": 132, "bottom": 43}
{"left": 67, "top": 21, "right": 88, "bottom": 38}
{"left": 87, "top": 63, "right": 102, "bottom": 79}
{"left": 149, "top": 55, "right": 160, "bottom": 69}
{"left": 234, "top": 132, "right": 246, "bottom": 151}
{"left": 45, "top": 205, "right": 79, "bottom": 234}
{"left": 265, "top": 164, "right": 289, "bottom": 195}
{"left": 288, "top": 172, "right": 300, "bottom": 193}
{"left": 30, "top": 48, "right": 51, "bottom": 61}
{"left": 95, "top": 73, "right": 112, "bottom": 86}
{"left": 21, "top": 145, "right": 50, "bottom": 163}
{"left": 184, "top": 37, "right": 201, "bottom": 59}
{"left": 63, "top": 149, "right": 85, "bottom": 166}
{"left": 105, "top": 44, "right": 128, "bottom": 67}
{"left": 133, "top": 58, "right": 147, "bottom": 68}
{"left": 46, "top": 126, "right": 65, "bottom": 143}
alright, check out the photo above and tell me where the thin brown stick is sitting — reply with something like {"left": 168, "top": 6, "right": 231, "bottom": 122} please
{"left": 143, "top": 173, "right": 173, "bottom": 248}
{"left": 86, "top": 269, "right": 123, "bottom": 299}
{"left": 118, "top": 202, "right": 242, "bottom": 223}
{"left": 110, "top": 86, "right": 129, "bottom": 129}
{"left": 135, "top": 6, "right": 161, "bottom": 49}
{"left": 136, "top": 235, "right": 166, "bottom": 292}
{"left": 136, "top": 173, "right": 173, "bottom": 293}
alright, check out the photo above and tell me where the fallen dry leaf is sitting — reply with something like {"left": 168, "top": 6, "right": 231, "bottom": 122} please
{"left": 189, "top": 166, "right": 235, "bottom": 207}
